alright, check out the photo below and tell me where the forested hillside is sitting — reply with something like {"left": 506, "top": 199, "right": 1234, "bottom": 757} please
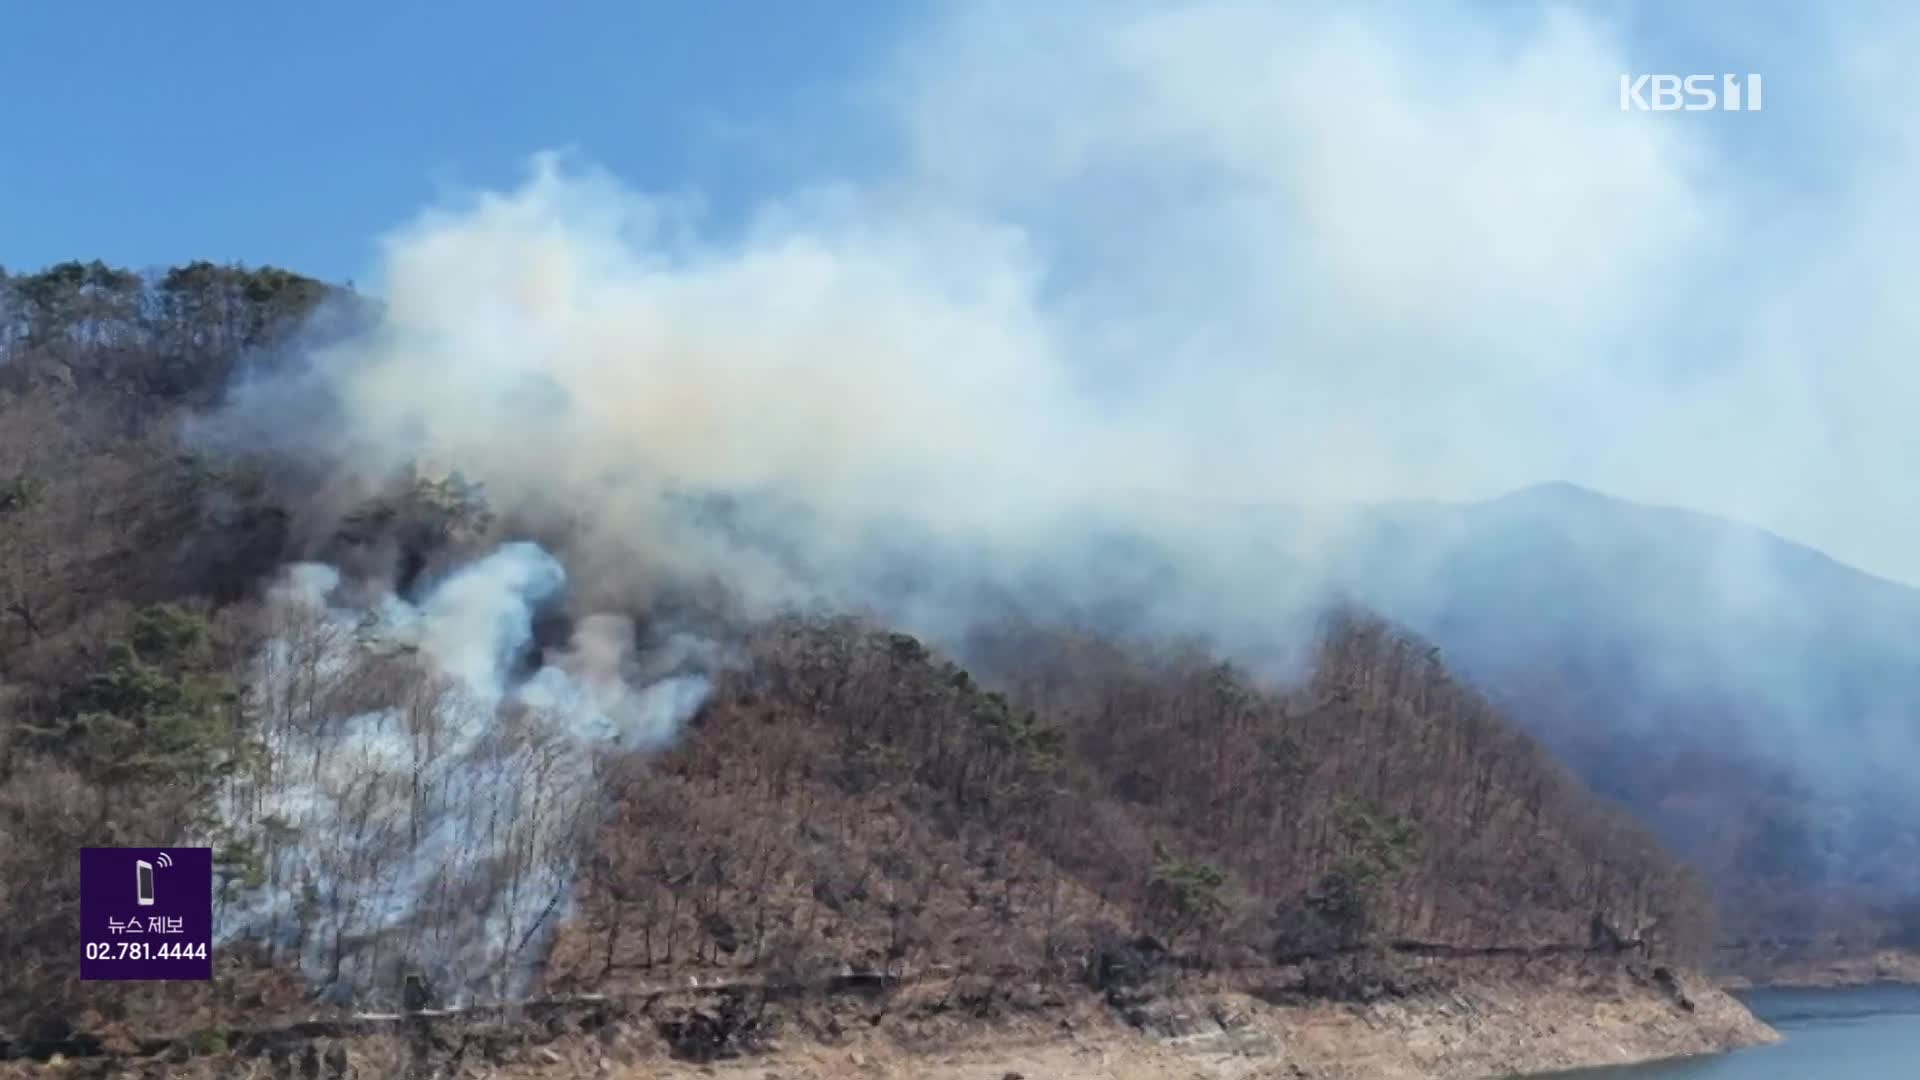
{"left": 546, "top": 613, "right": 1705, "bottom": 998}
{"left": 1323, "top": 484, "right": 1920, "bottom": 966}
{"left": 0, "top": 261, "right": 1710, "bottom": 1047}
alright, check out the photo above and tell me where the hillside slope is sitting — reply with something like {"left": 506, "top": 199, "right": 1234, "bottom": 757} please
{"left": 0, "top": 262, "right": 1741, "bottom": 1071}
{"left": 1326, "top": 483, "right": 1920, "bottom": 961}
{"left": 541, "top": 610, "right": 1710, "bottom": 1002}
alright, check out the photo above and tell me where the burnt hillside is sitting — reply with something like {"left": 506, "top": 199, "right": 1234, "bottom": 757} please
{"left": 1, "top": 260, "right": 1708, "bottom": 1044}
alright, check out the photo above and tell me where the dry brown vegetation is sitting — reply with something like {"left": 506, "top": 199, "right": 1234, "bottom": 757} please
{"left": 0, "top": 259, "right": 1824, "bottom": 1058}
{"left": 545, "top": 613, "right": 1709, "bottom": 1009}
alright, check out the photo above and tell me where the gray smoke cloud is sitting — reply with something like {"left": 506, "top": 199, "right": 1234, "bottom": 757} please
{"left": 207, "top": 0, "right": 1920, "bottom": 965}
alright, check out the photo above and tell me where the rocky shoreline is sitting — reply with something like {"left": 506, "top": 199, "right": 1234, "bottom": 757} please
{"left": 0, "top": 957, "right": 1778, "bottom": 1080}
{"left": 753, "top": 970, "right": 1776, "bottom": 1080}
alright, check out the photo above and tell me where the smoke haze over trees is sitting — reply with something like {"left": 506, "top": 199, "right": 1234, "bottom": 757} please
{"left": 2, "top": 1, "right": 1917, "bottom": 1054}
{"left": 0, "top": 261, "right": 1698, "bottom": 1027}
{"left": 1, "top": 247, "right": 1912, "bottom": 1046}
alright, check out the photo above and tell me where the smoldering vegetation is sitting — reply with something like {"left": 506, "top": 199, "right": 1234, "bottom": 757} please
{"left": 213, "top": 545, "right": 716, "bottom": 1006}
{"left": 0, "top": 261, "right": 1716, "bottom": 1040}
{"left": 0, "top": 258, "right": 1877, "bottom": 1053}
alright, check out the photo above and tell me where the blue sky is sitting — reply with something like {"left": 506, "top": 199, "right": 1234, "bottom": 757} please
{"left": 0, "top": 2, "right": 1831, "bottom": 285}
{"left": 0, "top": 2, "right": 922, "bottom": 283}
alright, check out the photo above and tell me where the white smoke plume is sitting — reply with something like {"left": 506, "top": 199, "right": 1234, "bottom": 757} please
{"left": 218, "top": 0, "right": 1920, "bottom": 592}
{"left": 215, "top": 543, "right": 710, "bottom": 1004}
{"left": 202, "top": 0, "right": 1920, "bottom": 986}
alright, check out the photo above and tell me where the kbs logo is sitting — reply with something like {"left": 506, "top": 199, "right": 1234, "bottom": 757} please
{"left": 1620, "top": 74, "right": 1763, "bottom": 112}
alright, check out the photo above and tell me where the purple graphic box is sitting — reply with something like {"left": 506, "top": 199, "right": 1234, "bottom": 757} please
{"left": 79, "top": 847, "right": 213, "bottom": 980}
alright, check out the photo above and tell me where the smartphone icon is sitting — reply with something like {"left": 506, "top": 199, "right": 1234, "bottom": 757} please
{"left": 136, "top": 860, "right": 155, "bottom": 906}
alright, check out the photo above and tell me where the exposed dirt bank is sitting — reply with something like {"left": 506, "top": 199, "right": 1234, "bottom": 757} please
{"left": 0, "top": 960, "right": 1775, "bottom": 1080}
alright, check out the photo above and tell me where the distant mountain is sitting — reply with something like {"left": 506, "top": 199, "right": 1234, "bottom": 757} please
{"left": 1325, "top": 482, "right": 1920, "bottom": 945}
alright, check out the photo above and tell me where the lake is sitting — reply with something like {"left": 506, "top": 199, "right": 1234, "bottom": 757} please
{"left": 1544, "top": 985, "right": 1920, "bottom": 1078}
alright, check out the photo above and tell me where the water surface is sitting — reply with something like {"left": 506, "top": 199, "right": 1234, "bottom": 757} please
{"left": 1546, "top": 985, "right": 1920, "bottom": 1078}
